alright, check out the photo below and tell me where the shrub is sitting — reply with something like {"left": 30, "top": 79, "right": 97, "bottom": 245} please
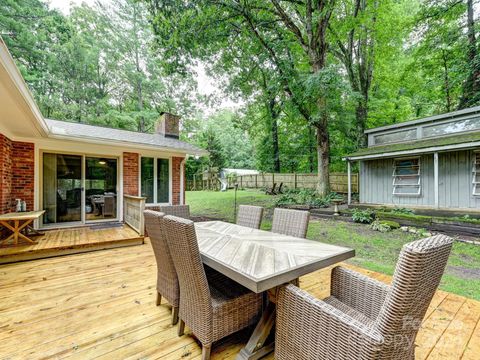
{"left": 392, "top": 207, "right": 414, "bottom": 215}
{"left": 351, "top": 208, "right": 375, "bottom": 224}
{"left": 274, "top": 189, "right": 340, "bottom": 208}
{"left": 370, "top": 219, "right": 391, "bottom": 232}
{"left": 380, "top": 220, "right": 401, "bottom": 229}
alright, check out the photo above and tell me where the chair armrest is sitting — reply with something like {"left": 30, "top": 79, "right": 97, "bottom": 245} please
{"left": 276, "top": 284, "right": 383, "bottom": 359}
{"left": 331, "top": 266, "right": 390, "bottom": 320}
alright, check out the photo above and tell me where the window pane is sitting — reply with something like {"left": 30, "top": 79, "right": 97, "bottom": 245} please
{"left": 423, "top": 117, "right": 480, "bottom": 138}
{"left": 157, "top": 158, "right": 169, "bottom": 203}
{"left": 393, "top": 158, "right": 421, "bottom": 196}
{"left": 85, "top": 157, "right": 117, "bottom": 220}
{"left": 374, "top": 129, "right": 416, "bottom": 145}
{"left": 141, "top": 157, "right": 154, "bottom": 203}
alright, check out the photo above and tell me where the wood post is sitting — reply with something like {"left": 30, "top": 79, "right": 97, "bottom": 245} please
{"left": 347, "top": 161, "right": 352, "bottom": 205}
{"left": 255, "top": 175, "right": 258, "bottom": 188}
{"left": 294, "top": 173, "right": 297, "bottom": 189}
{"left": 434, "top": 152, "right": 439, "bottom": 208}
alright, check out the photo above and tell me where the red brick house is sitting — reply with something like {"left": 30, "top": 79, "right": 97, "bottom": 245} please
{"left": 0, "top": 39, "right": 205, "bottom": 229}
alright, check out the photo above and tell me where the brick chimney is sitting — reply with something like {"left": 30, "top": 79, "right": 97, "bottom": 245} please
{"left": 156, "top": 112, "right": 180, "bottom": 139}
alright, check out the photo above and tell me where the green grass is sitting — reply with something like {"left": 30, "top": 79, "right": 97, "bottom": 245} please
{"left": 186, "top": 190, "right": 480, "bottom": 300}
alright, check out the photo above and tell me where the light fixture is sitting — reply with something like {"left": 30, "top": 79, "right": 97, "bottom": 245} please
{"left": 99, "top": 160, "right": 106, "bottom": 165}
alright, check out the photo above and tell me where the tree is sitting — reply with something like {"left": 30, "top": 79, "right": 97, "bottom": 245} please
{"left": 147, "top": 0, "right": 342, "bottom": 195}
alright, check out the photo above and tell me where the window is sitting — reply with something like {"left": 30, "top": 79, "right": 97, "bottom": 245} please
{"left": 374, "top": 129, "right": 417, "bottom": 145}
{"left": 392, "top": 158, "right": 421, "bottom": 196}
{"left": 423, "top": 117, "right": 480, "bottom": 138}
{"left": 473, "top": 152, "right": 480, "bottom": 196}
{"left": 141, "top": 157, "right": 170, "bottom": 203}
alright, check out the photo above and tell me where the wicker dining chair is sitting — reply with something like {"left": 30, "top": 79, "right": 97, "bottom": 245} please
{"left": 158, "top": 205, "right": 191, "bottom": 219}
{"left": 143, "top": 210, "right": 180, "bottom": 325}
{"left": 275, "top": 234, "right": 454, "bottom": 360}
{"left": 163, "top": 215, "right": 262, "bottom": 360}
{"left": 272, "top": 208, "right": 310, "bottom": 238}
{"left": 236, "top": 205, "right": 264, "bottom": 229}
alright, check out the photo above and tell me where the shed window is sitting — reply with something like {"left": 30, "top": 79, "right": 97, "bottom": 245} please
{"left": 392, "top": 158, "right": 421, "bottom": 196}
{"left": 473, "top": 153, "right": 480, "bottom": 196}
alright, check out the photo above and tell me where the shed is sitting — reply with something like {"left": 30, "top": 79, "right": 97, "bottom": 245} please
{"left": 344, "top": 106, "right": 480, "bottom": 212}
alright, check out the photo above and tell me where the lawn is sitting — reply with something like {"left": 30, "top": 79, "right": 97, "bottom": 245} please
{"left": 186, "top": 189, "right": 480, "bottom": 300}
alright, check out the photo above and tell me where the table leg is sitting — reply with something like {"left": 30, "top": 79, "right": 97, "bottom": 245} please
{"left": 237, "top": 302, "right": 276, "bottom": 360}
{"left": 0, "top": 219, "right": 37, "bottom": 245}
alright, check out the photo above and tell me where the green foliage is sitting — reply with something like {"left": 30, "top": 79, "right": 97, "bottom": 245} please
{"left": 274, "top": 189, "right": 339, "bottom": 208}
{"left": 391, "top": 208, "right": 415, "bottom": 215}
{"left": 380, "top": 220, "right": 401, "bottom": 229}
{"left": 351, "top": 208, "right": 375, "bottom": 224}
{"left": 370, "top": 219, "right": 392, "bottom": 232}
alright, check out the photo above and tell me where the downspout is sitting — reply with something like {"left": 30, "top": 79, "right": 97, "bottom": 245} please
{"left": 180, "top": 157, "right": 186, "bottom": 205}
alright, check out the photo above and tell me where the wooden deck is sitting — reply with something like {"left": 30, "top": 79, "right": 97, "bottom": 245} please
{"left": 0, "top": 239, "right": 478, "bottom": 359}
{"left": 0, "top": 224, "right": 144, "bottom": 264}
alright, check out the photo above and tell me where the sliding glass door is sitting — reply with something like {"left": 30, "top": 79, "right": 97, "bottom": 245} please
{"left": 140, "top": 157, "right": 170, "bottom": 204}
{"left": 42, "top": 153, "right": 118, "bottom": 226}
{"left": 85, "top": 157, "right": 118, "bottom": 221}
{"left": 43, "top": 154, "right": 82, "bottom": 224}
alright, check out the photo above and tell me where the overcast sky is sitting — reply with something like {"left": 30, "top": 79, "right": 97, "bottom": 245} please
{"left": 46, "top": 0, "right": 240, "bottom": 114}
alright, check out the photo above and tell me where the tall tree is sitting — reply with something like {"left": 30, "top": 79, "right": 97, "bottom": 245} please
{"left": 147, "top": 0, "right": 339, "bottom": 195}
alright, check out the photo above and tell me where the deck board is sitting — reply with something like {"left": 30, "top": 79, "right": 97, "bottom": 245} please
{"left": 0, "top": 239, "right": 478, "bottom": 359}
{"left": 0, "top": 224, "right": 144, "bottom": 264}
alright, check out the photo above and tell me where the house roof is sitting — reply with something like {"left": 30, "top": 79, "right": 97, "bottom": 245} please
{"left": 0, "top": 37, "right": 206, "bottom": 156}
{"left": 364, "top": 106, "right": 480, "bottom": 134}
{"left": 46, "top": 119, "right": 207, "bottom": 156}
{"left": 345, "top": 130, "right": 480, "bottom": 160}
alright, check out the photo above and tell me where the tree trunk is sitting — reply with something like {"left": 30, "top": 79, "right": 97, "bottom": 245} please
{"left": 441, "top": 49, "right": 452, "bottom": 112}
{"left": 355, "top": 98, "right": 368, "bottom": 148}
{"left": 267, "top": 98, "right": 281, "bottom": 172}
{"left": 459, "top": 0, "right": 480, "bottom": 109}
{"left": 133, "top": 3, "right": 145, "bottom": 132}
{"left": 316, "top": 122, "right": 330, "bottom": 197}
{"left": 308, "top": 127, "right": 315, "bottom": 173}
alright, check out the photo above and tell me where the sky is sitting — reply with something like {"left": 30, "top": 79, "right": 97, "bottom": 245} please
{"left": 47, "top": 0, "right": 240, "bottom": 115}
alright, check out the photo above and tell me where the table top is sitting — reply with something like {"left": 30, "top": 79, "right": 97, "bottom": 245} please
{"left": 195, "top": 221, "right": 355, "bottom": 293}
{"left": 0, "top": 210, "right": 45, "bottom": 221}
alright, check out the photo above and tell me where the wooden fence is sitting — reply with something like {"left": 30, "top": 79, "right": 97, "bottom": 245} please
{"left": 186, "top": 172, "right": 358, "bottom": 194}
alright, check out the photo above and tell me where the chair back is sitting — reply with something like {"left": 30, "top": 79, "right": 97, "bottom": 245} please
{"left": 163, "top": 215, "right": 212, "bottom": 333}
{"left": 159, "top": 205, "right": 191, "bottom": 219}
{"left": 375, "top": 235, "right": 453, "bottom": 344}
{"left": 103, "top": 195, "right": 115, "bottom": 217}
{"left": 237, "top": 205, "right": 263, "bottom": 229}
{"left": 144, "top": 210, "right": 179, "bottom": 306}
{"left": 272, "top": 208, "right": 310, "bottom": 238}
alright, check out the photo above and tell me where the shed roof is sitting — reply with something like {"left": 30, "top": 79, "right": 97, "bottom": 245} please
{"left": 345, "top": 130, "right": 480, "bottom": 160}
{"left": 46, "top": 119, "right": 207, "bottom": 156}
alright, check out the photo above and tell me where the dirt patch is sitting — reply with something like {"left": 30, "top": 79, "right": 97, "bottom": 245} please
{"left": 447, "top": 265, "right": 480, "bottom": 280}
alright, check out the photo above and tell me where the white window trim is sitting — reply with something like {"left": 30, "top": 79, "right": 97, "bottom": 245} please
{"left": 472, "top": 152, "right": 480, "bottom": 196}
{"left": 392, "top": 157, "right": 421, "bottom": 197}
{"left": 139, "top": 156, "right": 172, "bottom": 205}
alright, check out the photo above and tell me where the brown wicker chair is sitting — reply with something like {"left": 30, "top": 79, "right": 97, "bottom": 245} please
{"left": 272, "top": 208, "right": 310, "bottom": 238}
{"left": 275, "top": 234, "right": 454, "bottom": 360}
{"left": 145, "top": 204, "right": 191, "bottom": 219}
{"left": 163, "top": 215, "right": 262, "bottom": 360}
{"left": 143, "top": 210, "right": 180, "bottom": 325}
{"left": 236, "top": 205, "right": 264, "bottom": 229}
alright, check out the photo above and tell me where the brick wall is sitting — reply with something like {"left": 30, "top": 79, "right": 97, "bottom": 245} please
{"left": 172, "top": 157, "right": 185, "bottom": 205}
{"left": 0, "top": 133, "right": 13, "bottom": 214}
{"left": 123, "top": 152, "right": 139, "bottom": 196}
{"left": 11, "top": 141, "right": 35, "bottom": 211}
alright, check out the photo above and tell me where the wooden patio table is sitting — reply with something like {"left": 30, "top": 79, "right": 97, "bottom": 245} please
{"left": 0, "top": 210, "right": 45, "bottom": 245}
{"left": 195, "top": 221, "right": 355, "bottom": 360}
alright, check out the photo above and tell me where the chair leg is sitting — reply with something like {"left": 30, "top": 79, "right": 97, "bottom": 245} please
{"left": 156, "top": 292, "right": 161, "bottom": 306}
{"left": 177, "top": 319, "right": 185, "bottom": 336}
{"left": 172, "top": 306, "right": 179, "bottom": 325}
{"left": 202, "top": 344, "right": 211, "bottom": 360}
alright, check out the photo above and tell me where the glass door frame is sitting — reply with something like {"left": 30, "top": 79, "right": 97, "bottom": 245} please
{"left": 40, "top": 150, "right": 120, "bottom": 228}
{"left": 139, "top": 155, "right": 172, "bottom": 206}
